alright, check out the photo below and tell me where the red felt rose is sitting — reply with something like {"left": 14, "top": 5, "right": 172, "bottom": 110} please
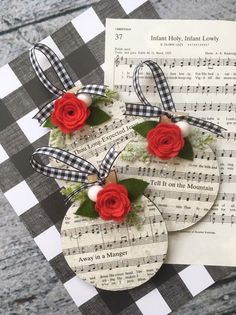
{"left": 51, "top": 93, "right": 90, "bottom": 134}
{"left": 95, "top": 183, "right": 131, "bottom": 222}
{"left": 147, "top": 122, "right": 184, "bottom": 160}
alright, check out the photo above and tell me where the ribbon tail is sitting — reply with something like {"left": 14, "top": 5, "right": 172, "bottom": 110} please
{"left": 64, "top": 146, "right": 119, "bottom": 204}
{"left": 33, "top": 101, "right": 54, "bottom": 125}
{"left": 184, "top": 116, "right": 227, "bottom": 137}
{"left": 99, "top": 146, "right": 121, "bottom": 179}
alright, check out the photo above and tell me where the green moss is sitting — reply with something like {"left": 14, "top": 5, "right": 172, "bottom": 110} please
{"left": 189, "top": 128, "right": 217, "bottom": 150}
{"left": 50, "top": 128, "right": 65, "bottom": 148}
{"left": 126, "top": 200, "right": 144, "bottom": 230}
{"left": 92, "top": 88, "right": 118, "bottom": 105}
{"left": 120, "top": 142, "right": 151, "bottom": 164}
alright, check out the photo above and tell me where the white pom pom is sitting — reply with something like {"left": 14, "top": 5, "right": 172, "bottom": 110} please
{"left": 87, "top": 185, "right": 103, "bottom": 202}
{"left": 77, "top": 93, "right": 92, "bottom": 106}
{"left": 175, "top": 121, "right": 191, "bottom": 138}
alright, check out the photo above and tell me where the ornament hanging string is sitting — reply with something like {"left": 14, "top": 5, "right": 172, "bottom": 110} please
{"left": 30, "top": 145, "right": 120, "bottom": 203}
{"left": 124, "top": 60, "right": 226, "bottom": 137}
{"left": 29, "top": 43, "right": 107, "bottom": 125}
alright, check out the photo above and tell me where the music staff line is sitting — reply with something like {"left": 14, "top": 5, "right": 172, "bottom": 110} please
{"left": 72, "top": 254, "right": 165, "bottom": 274}
{"left": 162, "top": 212, "right": 236, "bottom": 225}
{"left": 116, "top": 166, "right": 233, "bottom": 184}
{"left": 61, "top": 214, "right": 165, "bottom": 238}
{"left": 115, "top": 84, "right": 236, "bottom": 95}
{"left": 63, "top": 233, "right": 167, "bottom": 256}
{"left": 168, "top": 102, "right": 236, "bottom": 113}
{"left": 114, "top": 56, "right": 236, "bottom": 68}
{"left": 147, "top": 189, "right": 236, "bottom": 203}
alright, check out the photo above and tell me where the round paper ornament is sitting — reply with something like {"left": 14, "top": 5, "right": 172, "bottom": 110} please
{"left": 61, "top": 195, "right": 168, "bottom": 291}
{"left": 30, "top": 145, "right": 169, "bottom": 291}
{"left": 121, "top": 59, "right": 225, "bottom": 231}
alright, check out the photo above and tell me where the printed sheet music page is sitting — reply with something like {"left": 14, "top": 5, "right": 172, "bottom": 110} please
{"left": 104, "top": 19, "right": 236, "bottom": 266}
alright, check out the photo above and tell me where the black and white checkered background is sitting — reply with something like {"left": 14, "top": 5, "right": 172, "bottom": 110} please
{"left": 0, "top": 0, "right": 233, "bottom": 314}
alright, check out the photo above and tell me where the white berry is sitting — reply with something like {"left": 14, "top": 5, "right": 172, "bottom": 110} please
{"left": 77, "top": 93, "right": 92, "bottom": 106}
{"left": 175, "top": 121, "right": 191, "bottom": 137}
{"left": 87, "top": 185, "right": 103, "bottom": 202}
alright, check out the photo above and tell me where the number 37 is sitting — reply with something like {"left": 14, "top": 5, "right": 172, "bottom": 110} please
{"left": 115, "top": 33, "right": 123, "bottom": 40}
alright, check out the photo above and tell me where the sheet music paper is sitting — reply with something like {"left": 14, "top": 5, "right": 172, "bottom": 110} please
{"left": 104, "top": 19, "right": 236, "bottom": 266}
{"left": 61, "top": 196, "right": 168, "bottom": 291}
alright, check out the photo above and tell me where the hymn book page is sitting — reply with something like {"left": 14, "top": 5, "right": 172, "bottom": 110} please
{"left": 105, "top": 19, "right": 236, "bottom": 266}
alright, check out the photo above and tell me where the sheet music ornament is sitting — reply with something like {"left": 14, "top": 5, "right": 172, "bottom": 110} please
{"left": 29, "top": 43, "right": 117, "bottom": 134}
{"left": 117, "top": 59, "right": 222, "bottom": 231}
{"left": 30, "top": 146, "right": 168, "bottom": 290}
{"left": 124, "top": 60, "right": 226, "bottom": 161}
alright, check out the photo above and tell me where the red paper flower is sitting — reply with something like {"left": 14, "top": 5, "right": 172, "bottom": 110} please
{"left": 51, "top": 93, "right": 90, "bottom": 134}
{"left": 95, "top": 183, "right": 131, "bottom": 222}
{"left": 147, "top": 122, "right": 184, "bottom": 160}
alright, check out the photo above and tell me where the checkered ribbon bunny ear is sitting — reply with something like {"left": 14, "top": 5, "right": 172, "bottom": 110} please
{"left": 133, "top": 60, "right": 176, "bottom": 111}
{"left": 29, "top": 43, "right": 107, "bottom": 124}
{"left": 30, "top": 146, "right": 120, "bottom": 203}
{"left": 125, "top": 60, "right": 226, "bottom": 137}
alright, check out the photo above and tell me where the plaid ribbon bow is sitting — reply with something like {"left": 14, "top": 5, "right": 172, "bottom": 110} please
{"left": 29, "top": 43, "right": 107, "bottom": 125}
{"left": 30, "top": 146, "right": 120, "bottom": 203}
{"left": 124, "top": 60, "right": 226, "bottom": 137}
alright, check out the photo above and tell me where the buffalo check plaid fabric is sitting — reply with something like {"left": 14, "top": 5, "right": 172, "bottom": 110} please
{"left": 0, "top": 0, "right": 234, "bottom": 314}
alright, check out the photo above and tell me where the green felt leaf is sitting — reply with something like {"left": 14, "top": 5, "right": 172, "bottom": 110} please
{"left": 75, "top": 196, "right": 99, "bottom": 218}
{"left": 132, "top": 121, "right": 159, "bottom": 138}
{"left": 118, "top": 178, "right": 149, "bottom": 202}
{"left": 86, "top": 106, "right": 111, "bottom": 126}
{"left": 178, "top": 137, "right": 194, "bottom": 161}
{"left": 43, "top": 116, "right": 56, "bottom": 129}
